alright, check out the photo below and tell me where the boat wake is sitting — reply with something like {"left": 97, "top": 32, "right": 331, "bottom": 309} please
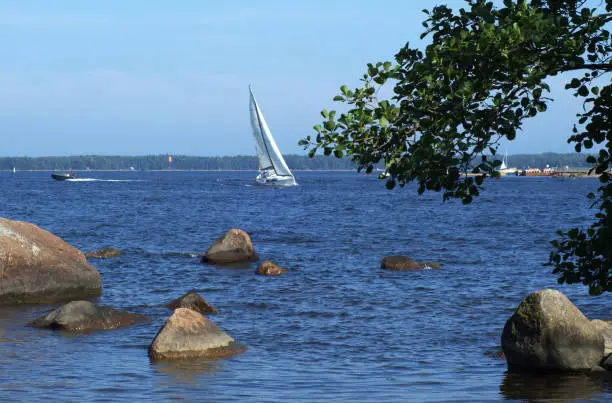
{"left": 65, "top": 178, "right": 143, "bottom": 182}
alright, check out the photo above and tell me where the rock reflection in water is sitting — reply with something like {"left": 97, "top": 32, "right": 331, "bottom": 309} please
{"left": 500, "top": 372, "right": 612, "bottom": 402}
{"left": 152, "top": 359, "right": 222, "bottom": 384}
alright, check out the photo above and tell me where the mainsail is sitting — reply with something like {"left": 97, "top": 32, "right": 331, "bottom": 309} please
{"left": 249, "top": 87, "right": 294, "bottom": 178}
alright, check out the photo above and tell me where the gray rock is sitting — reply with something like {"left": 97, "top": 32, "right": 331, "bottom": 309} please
{"left": 167, "top": 291, "right": 218, "bottom": 314}
{"left": 0, "top": 217, "right": 102, "bottom": 305}
{"left": 501, "top": 289, "right": 604, "bottom": 373}
{"left": 201, "top": 229, "right": 258, "bottom": 265}
{"left": 149, "top": 308, "right": 246, "bottom": 360}
{"left": 28, "top": 300, "right": 147, "bottom": 331}
{"left": 591, "top": 319, "right": 612, "bottom": 357}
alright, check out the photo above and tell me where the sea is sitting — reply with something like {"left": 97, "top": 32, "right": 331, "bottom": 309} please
{"left": 0, "top": 170, "right": 610, "bottom": 402}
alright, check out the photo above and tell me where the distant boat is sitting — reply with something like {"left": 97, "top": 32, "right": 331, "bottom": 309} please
{"left": 249, "top": 86, "right": 297, "bottom": 187}
{"left": 51, "top": 172, "right": 75, "bottom": 181}
{"left": 498, "top": 148, "right": 518, "bottom": 176}
{"left": 12, "top": 167, "right": 15, "bottom": 174}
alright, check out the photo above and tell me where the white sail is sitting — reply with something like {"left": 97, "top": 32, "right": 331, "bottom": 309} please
{"left": 249, "top": 92, "right": 274, "bottom": 172}
{"left": 249, "top": 87, "right": 296, "bottom": 185}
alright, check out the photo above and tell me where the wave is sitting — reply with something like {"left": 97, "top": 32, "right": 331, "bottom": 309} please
{"left": 66, "top": 178, "right": 144, "bottom": 182}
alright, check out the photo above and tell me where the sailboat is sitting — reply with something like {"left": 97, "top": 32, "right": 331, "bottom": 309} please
{"left": 498, "top": 147, "right": 517, "bottom": 176}
{"left": 249, "top": 86, "right": 297, "bottom": 186}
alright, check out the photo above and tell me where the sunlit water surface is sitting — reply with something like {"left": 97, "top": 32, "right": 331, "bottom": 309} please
{"left": 1, "top": 171, "right": 610, "bottom": 402}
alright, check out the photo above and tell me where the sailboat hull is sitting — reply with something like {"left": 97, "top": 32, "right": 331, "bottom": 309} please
{"left": 255, "top": 173, "right": 296, "bottom": 186}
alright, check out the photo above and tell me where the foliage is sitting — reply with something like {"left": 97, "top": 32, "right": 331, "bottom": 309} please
{"left": 300, "top": 0, "right": 611, "bottom": 294}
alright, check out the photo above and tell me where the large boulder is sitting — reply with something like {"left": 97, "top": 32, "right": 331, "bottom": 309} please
{"left": 149, "top": 308, "right": 246, "bottom": 360}
{"left": 0, "top": 218, "right": 102, "bottom": 305}
{"left": 85, "top": 247, "right": 122, "bottom": 259}
{"left": 201, "top": 229, "right": 258, "bottom": 265}
{"left": 28, "top": 300, "right": 147, "bottom": 331}
{"left": 501, "top": 289, "right": 604, "bottom": 373}
{"left": 167, "top": 291, "right": 218, "bottom": 315}
{"left": 591, "top": 319, "right": 612, "bottom": 358}
{"left": 255, "top": 260, "right": 287, "bottom": 276}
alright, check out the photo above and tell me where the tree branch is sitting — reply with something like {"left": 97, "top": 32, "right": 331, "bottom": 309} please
{"left": 559, "top": 63, "right": 612, "bottom": 72}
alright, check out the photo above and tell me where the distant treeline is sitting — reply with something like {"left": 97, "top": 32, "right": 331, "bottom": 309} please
{"left": 0, "top": 153, "right": 595, "bottom": 171}
{"left": 0, "top": 155, "right": 357, "bottom": 171}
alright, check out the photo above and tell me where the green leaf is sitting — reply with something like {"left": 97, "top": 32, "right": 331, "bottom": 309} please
{"left": 533, "top": 88, "right": 542, "bottom": 99}
{"left": 569, "top": 78, "right": 581, "bottom": 88}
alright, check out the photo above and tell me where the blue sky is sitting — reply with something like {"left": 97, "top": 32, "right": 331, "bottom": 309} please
{"left": 0, "top": 0, "right": 593, "bottom": 157}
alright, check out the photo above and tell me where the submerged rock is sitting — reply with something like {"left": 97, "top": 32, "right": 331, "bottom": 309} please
{"left": 201, "top": 229, "right": 258, "bottom": 265}
{"left": 149, "top": 308, "right": 246, "bottom": 360}
{"left": 380, "top": 256, "right": 421, "bottom": 271}
{"left": 0, "top": 217, "right": 102, "bottom": 305}
{"left": 28, "top": 300, "right": 147, "bottom": 331}
{"left": 85, "top": 247, "right": 123, "bottom": 259}
{"left": 501, "top": 289, "right": 604, "bottom": 373}
{"left": 167, "top": 291, "right": 218, "bottom": 314}
{"left": 255, "top": 261, "right": 287, "bottom": 276}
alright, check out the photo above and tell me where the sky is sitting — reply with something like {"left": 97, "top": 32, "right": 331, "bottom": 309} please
{"left": 0, "top": 0, "right": 596, "bottom": 157}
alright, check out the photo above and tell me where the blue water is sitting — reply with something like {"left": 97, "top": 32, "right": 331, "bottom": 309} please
{"left": 0, "top": 171, "right": 610, "bottom": 402}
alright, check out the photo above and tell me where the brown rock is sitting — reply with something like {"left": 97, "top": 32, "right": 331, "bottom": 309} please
{"left": 201, "top": 229, "right": 258, "bottom": 264}
{"left": 0, "top": 217, "right": 102, "bottom": 305}
{"left": 149, "top": 308, "right": 246, "bottom": 360}
{"left": 85, "top": 247, "right": 123, "bottom": 259}
{"left": 28, "top": 300, "right": 147, "bottom": 331}
{"left": 501, "top": 289, "right": 604, "bottom": 373}
{"left": 167, "top": 291, "right": 218, "bottom": 314}
{"left": 255, "top": 260, "right": 287, "bottom": 276}
{"left": 380, "top": 256, "right": 421, "bottom": 271}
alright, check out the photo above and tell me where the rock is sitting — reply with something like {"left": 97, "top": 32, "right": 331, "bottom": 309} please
{"left": 601, "top": 353, "right": 612, "bottom": 370}
{"left": 201, "top": 229, "right": 258, "bottom": 265}
{"left": 85, "top": 247, "right": 123, "bottom": 259}
{"left": 501, "top": 289, "right": 604, "bottom": 373}
{"left": 255, "top": 261, "right": 287, "bottom": 276}
{"left": 0, "top": 217, "right": 102, "bottom": 305}
{"left": 381, "top": 256, "right": 421, "bottom": 271}
{"left": 149, "top": 308, "right": 246, "bottom": 360}
{"left": 484, "top": 349, "right": 505, "bottom": 360}
{"left": 591, "top": 319, "right": 612, "bottom": 357}
{"left": 28, "top": 300, "right": 147, "bottom": 331}
{"left": 167, "top": 291, "right": 218, "bottom": 314}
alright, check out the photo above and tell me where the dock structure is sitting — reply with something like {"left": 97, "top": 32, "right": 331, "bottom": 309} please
{"left": 550, "top": 167, "right": 598, "bottom": 178}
